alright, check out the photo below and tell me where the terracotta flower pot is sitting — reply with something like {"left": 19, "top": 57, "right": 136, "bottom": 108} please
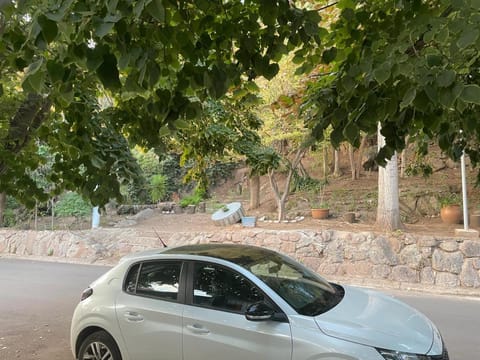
{"left": 440, "top": 205, "right": 462, "bottom": 224}
{"left": 311, "top": 208, "right": 329, "bottom": 219}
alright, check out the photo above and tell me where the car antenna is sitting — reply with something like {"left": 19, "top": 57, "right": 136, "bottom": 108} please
{"left": 153, "top": 227, "right": 168, "bottom": 248}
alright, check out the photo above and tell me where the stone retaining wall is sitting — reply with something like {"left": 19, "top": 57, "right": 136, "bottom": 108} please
{"left": 1, "top": 228, "right": 479, "bottom": 296}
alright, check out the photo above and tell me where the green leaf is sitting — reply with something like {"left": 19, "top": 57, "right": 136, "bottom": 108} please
{"left": 0, "top": 84, "right": 3, "bottom": 97}
{"left": 460, "top": 84, "right": 480, "bottom": 104}
{"left": 436, "top": 70, "right": 456, "bottom": 88}
{"left": 469, "top": 0, "right": 480, "bottom": 9}
{"left": 97, "top": 52, "right": 121, "bottom": 90}
{"left": 46, "top": 60, "right": 65, "bottom": 83}
{"left": 338, "top": 0, "right": 355, "bottom": 9}
{"left": 322, "top": 47, "right": 337, "bottom": 64}
{"left": 95, "top": 22, "right": 115, "bottom": 38}
{"left": 38, "top": 15, "right": 58, "bottom": 43}
{"left": 342, "top": 121, "right": 359, "bottom": 144}
{"left": 457, "top": 27, "right": 479, "bottom": 49}
{"left": 373, "top": 63, "right": 391, "bottom": 84}
{"left": 426, "top": 54, "right": 442, "bottom": 67}
{"left": 264, "top": 63, "right": 279, "bottom": 80}
{"left": 23, "top": 69, "right": 45, "bottom": 93}
{"left": 400, "top": 88, "right": 416, "bottom": 109}
{"left": 146, "top": 0, "right": 165, "bottom": 23}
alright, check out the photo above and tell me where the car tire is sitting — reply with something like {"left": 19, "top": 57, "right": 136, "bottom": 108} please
{"left": 78, "top": 330, "right": 122, "bottom": 360}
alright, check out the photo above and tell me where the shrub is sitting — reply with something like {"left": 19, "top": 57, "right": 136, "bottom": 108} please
{"left": 150, "top": 174, "right": 167, "bottom": 202}
{"left": 55, "top": 192, "right": 91, "bottom": 217}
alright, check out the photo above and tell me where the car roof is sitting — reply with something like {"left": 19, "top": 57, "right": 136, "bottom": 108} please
{"left": 162, "top": 244, "right": 281, "bottom": 267}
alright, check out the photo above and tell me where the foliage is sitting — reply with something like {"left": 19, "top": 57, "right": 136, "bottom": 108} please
{"left": 0, "top": 0, "right": 320, "bottom": 207}
{"left": 55, "top": 192, "right": 91, "bottom": 217}
{"left": 179, "top": 188, "right": 205, "bottom": 208}
{"left": 149, "top": 174, "right": 167, "bottom": 203}
{"left": 438, "top": 192, "right": 461, "bottom": 208}
{"left": 205, "top": 161, "right": 238, "bottom": 188}
{"left": 302, "top": 0, "right": 480, "bottom": 179}
{"left": 291, "top": 170, "right": 324, "bottom": 192}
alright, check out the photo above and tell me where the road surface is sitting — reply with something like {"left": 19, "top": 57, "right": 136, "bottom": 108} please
{"left": 0, "top": 258, "right": 478, "bottom": 359}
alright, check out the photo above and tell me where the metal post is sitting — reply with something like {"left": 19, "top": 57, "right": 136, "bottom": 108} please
{"left": 461, "top": 152, "right": 469, "bottom": 230}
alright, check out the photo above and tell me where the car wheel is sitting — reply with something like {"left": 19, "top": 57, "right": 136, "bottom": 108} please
{"left": 78, "top": 330, "right": 122, "bottom": 360}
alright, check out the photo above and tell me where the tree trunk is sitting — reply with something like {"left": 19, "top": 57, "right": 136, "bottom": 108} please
{"left": 376, "top": 124, "right": 403, "bottom": 231}
{"left": 333, "top": 149, "right": 341, "bottom": 177}
{"left": 268, "top": 146, "right": 307, "bottom": 222}
{"left": 348, "top": 144, "right": 356, "bottom": 180}
{"left": 355, "top": 134, "right": 368, "bottom": 179}
{"left": 249, "top": 175, "right": 260, "bottom": 209}
{"left": 400, "top": 136, "right": 410, "bottom": 178}
{"left": 0, "top": 192, "right": 6, "bottom": 227}
{"left": 322, "top": 144, "right": 328, "bottom": 179}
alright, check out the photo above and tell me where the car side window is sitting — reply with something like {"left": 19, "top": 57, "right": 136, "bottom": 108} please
{"left": 192, "top": 262, "right": 264, "bottom": 313}
{"left": 125, "top": 261, "right": 182, "bottom": 302}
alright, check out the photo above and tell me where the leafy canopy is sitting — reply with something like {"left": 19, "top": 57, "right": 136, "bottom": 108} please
{"left": 0, "top": 0, "right": 321, "bottom": 205}
{"left": 302, "top": 0, "right": 480, "bottom": 173}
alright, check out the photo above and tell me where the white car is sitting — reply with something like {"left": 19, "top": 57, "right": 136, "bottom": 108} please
{"left": 71, "top": 244, "right": 449, "bottom": 360}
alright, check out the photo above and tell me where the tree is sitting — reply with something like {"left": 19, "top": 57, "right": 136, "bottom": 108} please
{"left": 302, "top": 0, "right": 480, "bottom": 229}
{"left": 0, "top": 0, "right": 321, "bottom": 207}
{"left": 377, "top": 124, "right": 403, "bottom": 230}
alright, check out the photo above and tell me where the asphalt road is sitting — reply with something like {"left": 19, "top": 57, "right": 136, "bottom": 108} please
{"left": 0, "top": 258, "right": 478, "bottom": 360}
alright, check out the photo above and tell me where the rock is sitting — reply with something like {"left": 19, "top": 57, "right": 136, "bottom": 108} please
{"left": 390, "top": 265, "right": 419, "bottom": 283}
{"left": 432, "top": 250, "right": 463, "bottom": 274}
{"left": 369, "top": 237, "right": 398, "bottom": 266}
{"left": 131, "top": 208, "right": 155, "bottom": 221}
{"left": 460, "top": 260, "right": 480, "bottom": 287}
{"left": 399, "top": 244, "right": 422, "bottom": 269}
{"left": 460, "top": 240, "right": 480, "bottom": 257}
{"left": 439, "top": 240, "right": 459, "bottom": 252}
{"left": 420, "top": 267, "right": 435, "bottom": 285}
{"left": 435, "top": 272, "right": 460, "bottom": 287}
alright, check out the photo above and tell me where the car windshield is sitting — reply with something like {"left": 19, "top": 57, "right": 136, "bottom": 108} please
{"left": 246, "top": 254, "right": 344, "bottom": 316}
{"left": 164, "top": 244, "right": 344, "bottom": 316}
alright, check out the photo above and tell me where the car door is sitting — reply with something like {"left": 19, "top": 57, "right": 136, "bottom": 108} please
{"left": 115, "top": 260, "right": 185, "bottom": 360}
{"left": 182, "top": 261, "right": 292, "bottom": 360}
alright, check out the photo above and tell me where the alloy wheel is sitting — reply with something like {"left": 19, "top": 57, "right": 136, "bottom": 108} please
{"left": 81, "top": 341, "right": 113, "bottom": 360}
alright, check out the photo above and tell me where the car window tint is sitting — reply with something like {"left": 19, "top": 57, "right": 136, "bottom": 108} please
{"left": 125, "top": 263, "right": 140, "bottom": 294}
{"left": 193, "top": 262, "right": 263, "bottom": 313}
{"left": 135, "top": 261, "right": 182, "bottom": 301}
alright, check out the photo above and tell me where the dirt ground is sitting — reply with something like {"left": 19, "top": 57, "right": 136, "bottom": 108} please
{"left": 130, "top": 208, "right": 466, "bottom": 238}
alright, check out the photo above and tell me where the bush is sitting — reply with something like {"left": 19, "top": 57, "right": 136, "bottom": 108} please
{"left": 150, "top": 174, "right": 167, "bottom": 202}
{"left": 55, "top": 192, "right": 91, "bottom": 217}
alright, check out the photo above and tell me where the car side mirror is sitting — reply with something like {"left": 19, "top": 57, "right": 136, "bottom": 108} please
{"left": 245, "top": 302, "right": 275, "bottom": 321}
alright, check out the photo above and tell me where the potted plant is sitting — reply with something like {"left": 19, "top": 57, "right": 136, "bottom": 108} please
{"left": 438, "top": 193, "right": 462, "bottom": 224}
{"left": 310, "top": 187, "right": 329, "bottom": 219}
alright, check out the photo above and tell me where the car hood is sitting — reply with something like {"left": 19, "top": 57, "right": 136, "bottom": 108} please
{"left": 314, "top": 286, "right": 434, "bottom": 354}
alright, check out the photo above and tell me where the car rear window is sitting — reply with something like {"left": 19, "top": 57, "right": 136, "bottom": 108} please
{"left": 124, "top": 261, "right": 182, "bottom": 302}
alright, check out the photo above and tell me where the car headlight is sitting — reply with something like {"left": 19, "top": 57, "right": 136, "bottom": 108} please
{"left": 376, "top": 348, "right": 444, "bottom": 360}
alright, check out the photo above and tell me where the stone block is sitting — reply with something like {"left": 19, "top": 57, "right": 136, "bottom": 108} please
{"left": 460, "top": 240, "right": 480, "bottom": 257}
{"left": 399, "top": 244, "right": 422, "bottom": 269}
{"left": 372, "top": 265, "right": 391, "bottom": 279}
{"left": 390, "top": 265, "right": 419, "bottom": 283}
{"left": 454, "top": 229, "right": 479, "bottom": 239}
{"left": 420, "top": 267, "right": 435, "bottom": 285}
{"left": 369, "top": 237, "right": 398, "bottom": 266}
{"left": 339, "top": 261, "right": 372, "bottom": 277}
{"left": 325, "top": 241, "right": 344, "bottom": 263}
{"left": 435, "top": 272, "right": 460, "bottom": 288}
{"left": 418, "top": 236, "right": 438, "bottom": 247}
{"left": 439, "top": 240, "right": 459, "bottom": 252}
{"left": 460, "top": 260, "right": 480, "bottom": 287}
{"left": 432, "top": 249, "right": 463, "bottom": 274}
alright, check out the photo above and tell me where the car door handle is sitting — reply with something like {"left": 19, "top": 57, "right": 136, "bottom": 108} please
{"left": 123, "top": 311, "right": 144, "bottom": 322}
{"left": 186, "top": 324, "right": 210, "bottom": 334}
